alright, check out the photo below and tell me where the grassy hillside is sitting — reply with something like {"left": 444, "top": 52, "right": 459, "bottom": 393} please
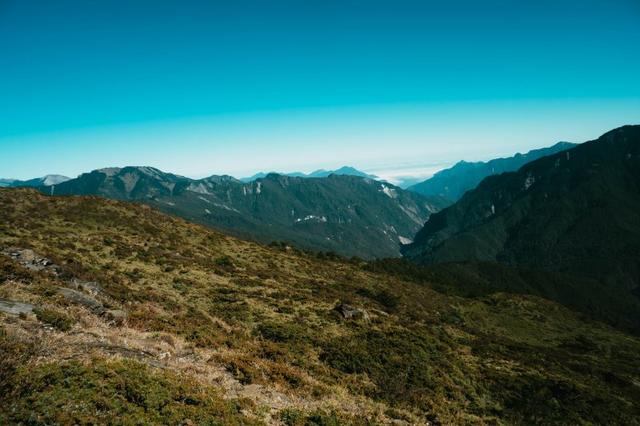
{"left": 1, "top": 188, "right": 639, "bottom": 425}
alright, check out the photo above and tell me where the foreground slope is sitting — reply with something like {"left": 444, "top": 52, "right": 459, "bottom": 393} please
{"left": 45, "top": 168, "right": 444, "bottom": 259}
{"left": 1, "top": 188, "right": 639, "bottom": 425}
{"left": 408, "top": 142, "right": 575, "bottom": 202}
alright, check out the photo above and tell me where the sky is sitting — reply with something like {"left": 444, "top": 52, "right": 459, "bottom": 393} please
{"left": 1, "top": 0, "right": 639, "bottom": 181}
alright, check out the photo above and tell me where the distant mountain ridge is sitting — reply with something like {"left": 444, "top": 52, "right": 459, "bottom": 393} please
{"left": 1, "top": 174, "right": 70, "bottom": 188}
{"left": 34, "top": 166, "right": 446, "bottom": 258}
{"left": 407, "top": 142, "right": 576, "bottom": 202}
{"left": 240, "top": 165, "right": 377, "bottom": 182}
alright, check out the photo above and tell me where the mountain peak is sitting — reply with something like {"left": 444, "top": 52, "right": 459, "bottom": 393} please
{"left": 94, "top": 167, "right": 122, "bottom": 176}
{"left": 199, "top": 174, "right": 241, "bottom": 184}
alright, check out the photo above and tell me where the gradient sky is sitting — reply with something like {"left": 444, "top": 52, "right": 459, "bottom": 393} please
{"left": 1, "top": 0, "right": 639, "bottom": 180}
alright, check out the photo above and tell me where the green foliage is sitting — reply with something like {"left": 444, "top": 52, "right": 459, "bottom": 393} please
{"left": 279, "top": 408, "right": 356, "bottom": 426}
{"left": 0, "top": 359, "right": 260, "bottom": 425}
{"left": 321, "top": 328, "right": 450, "bottom": 406}
{"left": 0, "top": 256, "right": 34, "bottom": 284}
{"left": 0, "top": 329, "right": 38, "bottom": 396}
{"left": 355, "top": 287, "right": 400, "bottom": 310}
{"left": 280, "top": 408, "right": 306, "bottom": 425}
{"left": 214, "top": 255, "right": 236, "bottom": 275}
{"left": 214, "top": 255, "right": 235, "bottom": 268}
{"left": 256, "top": 321, "right": 308, "bottom": 344}
{"left": 34, "top": 307, "right": 73, "bottom": 331}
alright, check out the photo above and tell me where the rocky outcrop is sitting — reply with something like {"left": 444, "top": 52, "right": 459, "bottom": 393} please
{"left": 333, "top": 302, "right": 369, "bottom": 321}
{"left": 3, "top": 248, "right": 127, "bottom": 326}
{"left": 3, "top": 248, "right": 59, "bottom": 275}
{"left": 0, "top": 298, "right": 35, "bottom": 315}
{"left": 57, "top": 288, "right": 105, "bottom": 314}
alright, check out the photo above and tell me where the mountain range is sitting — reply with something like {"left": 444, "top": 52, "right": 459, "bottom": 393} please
{"left": 240, "top": 165, "right": 378, "bottom": 182}
{"left": 38, "top": 167, "right": 445, "bottom": 259}
{"left": 403, "top": 125, "right": 640, "bottom": 331}
{"left": 407, "top": 141, "right": 576, "bottom": 202}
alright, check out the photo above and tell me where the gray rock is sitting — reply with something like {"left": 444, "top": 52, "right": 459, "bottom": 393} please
{"left": 57, "top": 287, "right": 104, "bottom": 314}
{"left": 0, "top": 298, "right": 35, "bottom": 315}
{"left": 334, "top": 302, "right": 370, "bottom": 321}
{"left": 68, "top": 278, "right": 102, "bottom": 296}
{"left": 3, "top": 248, "right": 59, "bottom": 275}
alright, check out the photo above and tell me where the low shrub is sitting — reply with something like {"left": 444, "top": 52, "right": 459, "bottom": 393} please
{"left": 34, "top": 308, "right": 73, "bottom": 331}
{"left": 0, "top": 359, "right": 260, "bottom": 425}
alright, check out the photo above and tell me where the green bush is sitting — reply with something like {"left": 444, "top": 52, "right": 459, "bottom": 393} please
{"left": 280, "top": 408, "right": 305, "bottom": 425}
{"left": 320, "top": 328, "right": 459, "bottom": 407}
{"left": 0, "top": 359, "right": 260, "bottom": 425}
{"left": 255, "top": 321, "right": 308, "bottom": 344}
{"left": 356, "top": 287, "right": 400, "bottom": 311}
{"left": 279, "top": 408, "right": 348, "bottom": 426}
{"left": 34, "top": 308, "right": 73, "bottom": 331}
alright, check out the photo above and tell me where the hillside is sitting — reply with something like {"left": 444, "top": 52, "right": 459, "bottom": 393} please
{"left": 41, "top": 167, "right": 444, "bottom": 259}
{"left": 408, "top": 142, "right": 575, "bottom": 202}
{"left": 1, "top": 188, "right": 640, "bottom": 424}
{"left": 403, "top": 125, "right": 640, "bottom": 331}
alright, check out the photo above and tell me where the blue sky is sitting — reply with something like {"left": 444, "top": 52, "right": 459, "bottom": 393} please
{"left": 1, "top": 0, "right": 639, "bottom": 180}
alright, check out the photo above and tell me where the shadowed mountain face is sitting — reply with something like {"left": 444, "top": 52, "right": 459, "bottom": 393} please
{"left": 43, "top": 167, "right": 446, "bottom": 259}
{"left": 403, "top": 125, "right": 640, "bottom": 328}
{"left": 408, "top": 142, "right": 576, "bottom": 203}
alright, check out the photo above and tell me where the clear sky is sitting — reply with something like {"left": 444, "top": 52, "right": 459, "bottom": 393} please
{"left": 1, "top": 0, "right": 639, "bottom": 180}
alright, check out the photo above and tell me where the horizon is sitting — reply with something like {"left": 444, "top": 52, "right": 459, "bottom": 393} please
{"left": 1, "top": 1, "right": 640, "bottom": 180}
{"left": 0, "top": 121, "right": 633, "bottom": 184}
{"left": 3, "top": 108, "right": 638, "bottom": 183}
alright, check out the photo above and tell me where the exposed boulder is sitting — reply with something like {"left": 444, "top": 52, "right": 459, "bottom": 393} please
{"left": 0, "top": 298, "right": 35, "bottom": 316}
{"left": 57, "top": 287, "right": 104, "bottom": 314}
{"left": 333, "top": 302, "right": 370, "bottom": 321}
{"left": 2, "top": 248, "right": 59, "bottom": 275}
{"left": 68, "top": 278, "right": 102, "bottom": 296}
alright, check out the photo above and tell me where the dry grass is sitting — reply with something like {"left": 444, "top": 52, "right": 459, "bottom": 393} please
{"left": 1, "top": 188, "right": 639, "bottom": 425}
